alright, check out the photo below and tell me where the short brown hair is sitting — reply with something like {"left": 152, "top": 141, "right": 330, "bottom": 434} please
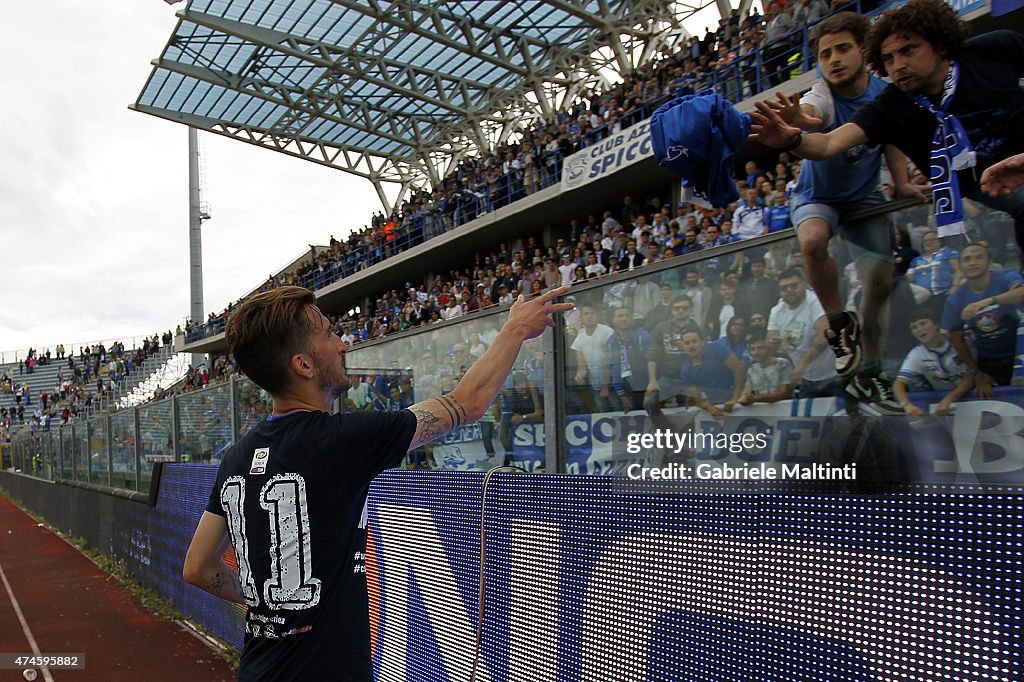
{"left": 226, "top": 286, "right": 319, "bottom": 394}
{"left": 866, "top": 0, "right": 968, "bottom": 76}
{"left": 909, "top": 306, "right": 939, "bottom": 325}
{"left": 809, "top": 12, "right": 870, "bottom": 53}
{"left": 778, "top": 267, "right": 805, "bottom": 282}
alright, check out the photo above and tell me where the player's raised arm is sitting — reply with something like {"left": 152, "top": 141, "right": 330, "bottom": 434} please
{"left": 406, "top": 286, "right": 574, "bottom": 450}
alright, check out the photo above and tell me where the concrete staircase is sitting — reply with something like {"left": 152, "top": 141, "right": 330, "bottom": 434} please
{"left": 0, "top": 357, "right": 67, "bottom": 417}
{"left": 84, "top": 345, "right": 180, "bottom": 416}
{"left": 0, "top": 344, "right": 180, "bottom": 425}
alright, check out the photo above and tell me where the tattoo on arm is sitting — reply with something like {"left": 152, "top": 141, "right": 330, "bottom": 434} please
{"left": 208, "top": 571, "right": 229, "bottom": 595}
{"left": 438, "top": 394, "right": 467, "bottom": 428}
{"left": 206, "top": 566, "right": 243, "bottom": 603}
{"left": 409, "top": 394, "right": 468, "bottom": 449}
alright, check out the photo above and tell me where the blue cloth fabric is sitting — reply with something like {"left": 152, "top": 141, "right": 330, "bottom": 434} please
{"left": 650, "top": 93, "right": 752, "bottom": 207}
{"left": 793, "top": 76, "right": 888, "bottom": 205}
{"left": 710, "top": 336, "right": 751, "bottom": 365}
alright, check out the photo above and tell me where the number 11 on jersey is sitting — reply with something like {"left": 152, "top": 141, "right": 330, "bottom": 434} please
{"left": 221, "top": 473, "right": 322, "bottom": 610}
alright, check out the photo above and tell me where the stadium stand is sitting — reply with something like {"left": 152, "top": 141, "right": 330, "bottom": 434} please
{"left": 0, "top": 337, "right": 176, "bottom": 442}
{"left": 177, "top": 0, "right": 895, "bottom": 345}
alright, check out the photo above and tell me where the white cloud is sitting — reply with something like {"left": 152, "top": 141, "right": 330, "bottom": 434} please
{"left": 0, "top": 1, "right": 734, "bottom": 361}
{"left": 0, "top": 1, "right": 379, "bottom": 359}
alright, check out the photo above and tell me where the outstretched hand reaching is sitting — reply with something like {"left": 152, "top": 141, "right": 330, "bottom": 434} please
{"left": 749, "top": 99, "right": 803, "bottom": 149}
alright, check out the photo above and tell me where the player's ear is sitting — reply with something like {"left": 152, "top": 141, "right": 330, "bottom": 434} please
{"left": 290, "top": 352, "right": 315, "bottom": 379}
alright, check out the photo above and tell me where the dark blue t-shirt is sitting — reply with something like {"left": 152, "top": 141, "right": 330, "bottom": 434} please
{"left": 207, "top": 409, "right": 416, "bottom": 682}
{"left": 680, "top": 342, "right": 737, "bottom": 402}
{"left": 941, "top": 269, "right": 1024, "bottom": 358}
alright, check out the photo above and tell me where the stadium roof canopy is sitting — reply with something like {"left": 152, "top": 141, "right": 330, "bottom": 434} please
{"left": 134, "top": 0, "right": 728, "bottom": 210}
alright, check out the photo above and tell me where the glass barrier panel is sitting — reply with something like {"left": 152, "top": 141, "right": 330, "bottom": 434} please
{"left": 138, "top": 400, "right": 173, "bottom": 491}
{"left": 11, "top": 441, "right": 24, "bottom": 473}
{"left": 72, "top": 424, "right": 89, "bottom": 483}
{"left": 36, "top": 431, "right": 56, "bottom": 481}
{"left": 20, "top": 441, "right": 31, "bottom": 474}
{"left": 176, "top": 384, "right": 232, "bottom": 464}
{"left": 59, "top": 429, "right": 73, "bottom": 480}
{"left": 561, "top": 199, "right": 1024, "bottom": 484}
{"left": 110, "top": 410, "right": 138, "bottom": 491}
{"left": 345, "top": 307, "right": 543, "bottom": 472}
{"left": 90, "top": 417, "right": 110, "bottom": 485}
{"left": 236, "top": 378, "right": 272, "bottom": 438}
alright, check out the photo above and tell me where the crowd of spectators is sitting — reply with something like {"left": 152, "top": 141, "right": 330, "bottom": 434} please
{"left": 184, "top": 1, "right": 882, "bottom": 344}
{"left": 172, "top": 124, "right": 1014, "bottom": 393}
{"left": 340, "top": 200, "right": 1017, "bottom": 459}
{"left": 1, "top": 333, "right": 174, "bottom": 442}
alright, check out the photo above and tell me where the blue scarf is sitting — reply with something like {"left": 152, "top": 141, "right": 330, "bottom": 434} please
{"left": 909, "top": 62, "right": 975, "bottom": 238}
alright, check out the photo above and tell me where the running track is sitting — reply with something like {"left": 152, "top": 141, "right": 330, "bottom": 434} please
{"left": 0, "top": 495, "right": 235, "bottom": 681}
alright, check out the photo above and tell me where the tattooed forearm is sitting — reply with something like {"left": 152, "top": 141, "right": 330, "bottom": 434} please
{"left": 411, "top": 406, "right": 444, "bottom": 444}
{"left": 205, "top": 566, "right": 244, "bottom": 604}
{"left": 409, "top": 395, "right": 468, "bottom": 449}
{"left": 438, "top": 394, "right": 468, "bottom": 428}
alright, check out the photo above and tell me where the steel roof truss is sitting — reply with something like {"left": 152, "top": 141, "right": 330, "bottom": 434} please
{"left": 132, "top": 103, "right": 427, "bottom": 199}
{"left": 179, "top": 10, "right": 505, "bottom": 121}
{"left": 155, "top": 58, "right": 428, "bottom": 152}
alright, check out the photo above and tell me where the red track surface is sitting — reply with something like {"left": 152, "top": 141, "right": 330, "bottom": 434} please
{"left": 0, "top": 495, "right": 236, "bottom": 681}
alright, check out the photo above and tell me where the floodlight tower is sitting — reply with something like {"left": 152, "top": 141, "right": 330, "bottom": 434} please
{"left": 188, "top": 126, "right": 211, "bottom": 369}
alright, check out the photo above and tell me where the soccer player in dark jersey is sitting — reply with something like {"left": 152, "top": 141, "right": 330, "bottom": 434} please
{"left": 183, "top": 285, "right": 571, "bottom": 681}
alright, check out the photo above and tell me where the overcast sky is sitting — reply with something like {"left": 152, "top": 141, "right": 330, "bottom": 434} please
{"left": 0, "top": 1, "right": 731, "bottom": 363}
{"left": 0, "top": 1, "right": 381, "bottom": 361}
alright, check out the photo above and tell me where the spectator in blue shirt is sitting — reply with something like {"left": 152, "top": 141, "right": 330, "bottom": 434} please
{"left": 602, "top": 306, "right": 652, "bottom": 413}
{"left": 765, "top": 192, "right": 791, "bottom": 233}
{"left": 908, "top": 231, "right": 962, "bottom": 297}
{"left": 942, "top": 243, "right": 1024, "bottom": 395}
{"left": 744, "top": 160, "right": 767, "bottom": 189}
{"left": 677, "top": 328, "right": 747, "bottom": 419}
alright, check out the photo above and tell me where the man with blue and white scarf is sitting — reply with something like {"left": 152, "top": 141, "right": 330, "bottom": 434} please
{"left": 753, "top": 0, "right": 1024, "bottom": 243}
{"left": 749, "top": 0, "right": 1024, "bottom": 399}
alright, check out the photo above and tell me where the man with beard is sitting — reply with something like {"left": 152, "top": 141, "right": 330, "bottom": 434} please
{"left": 750, "top": 0, "right": 1024, "bottom": 401}
{"left": 756, "top": 12, "right": 921, "bottom": 414}
{"left": 183, "top": 285, "right": 571, "bottom": 681}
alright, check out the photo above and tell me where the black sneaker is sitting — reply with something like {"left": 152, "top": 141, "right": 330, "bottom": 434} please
{"left": 845, "top": 372, "right": 905, "bottom": 415}
{"left": 825, "top": 312, "right": 861, "bottom": 378}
